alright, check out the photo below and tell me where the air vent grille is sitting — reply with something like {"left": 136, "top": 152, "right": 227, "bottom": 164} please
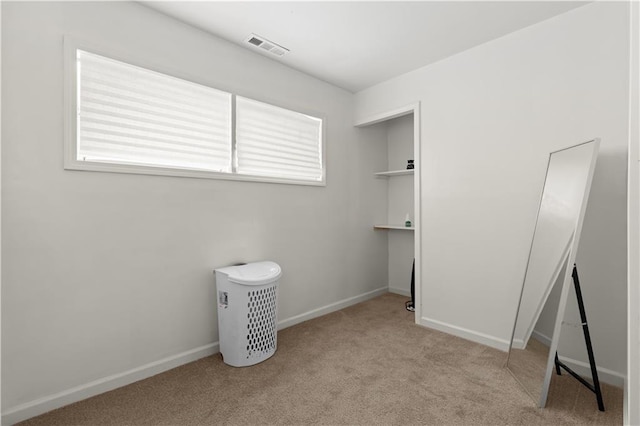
{"left": 244, "top": 33, "right": 289, "bottom": 57}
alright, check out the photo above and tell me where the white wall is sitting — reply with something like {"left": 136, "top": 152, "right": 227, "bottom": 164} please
{"left": 355, "top": 1, "right": 629, "bottom": 381}
{"left": 0, "top": 1, "right": 3, "bottom": 420}
{"left": 627, "top": 0, "right": 640, "bottom": 422}
{"left": 1, "top": 2, "right": 388, "bottom": 421}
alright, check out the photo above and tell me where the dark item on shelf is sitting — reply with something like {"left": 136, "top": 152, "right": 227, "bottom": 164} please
{"left": 406, "top": 160, "right": 414, "bottom": 170}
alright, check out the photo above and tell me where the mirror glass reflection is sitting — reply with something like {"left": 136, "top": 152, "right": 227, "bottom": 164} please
{"left": 507, "top": 259, "right": 568, "bottom": 402}
{"left": 507, "top": 140, "right": 599, "bottom": 407}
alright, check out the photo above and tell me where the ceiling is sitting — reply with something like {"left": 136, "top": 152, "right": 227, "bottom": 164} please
{"left": 142, "top": 1, "right": 587, "bottom": 93}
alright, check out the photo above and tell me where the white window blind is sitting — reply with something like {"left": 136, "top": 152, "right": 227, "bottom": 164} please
{"left": 235, "top": 97, "right": 323, "bottom": 182}
{"left": 77, "top": 50, "right": 232, "bottom": 172}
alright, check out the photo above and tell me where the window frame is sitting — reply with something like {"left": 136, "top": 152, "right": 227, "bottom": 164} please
{"left": 64, "top": 37, "right": 327, "bottom": 186}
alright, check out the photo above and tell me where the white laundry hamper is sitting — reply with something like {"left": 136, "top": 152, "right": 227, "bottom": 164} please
{"left": 214, "top": 261, "right": 281, "bottom": 367}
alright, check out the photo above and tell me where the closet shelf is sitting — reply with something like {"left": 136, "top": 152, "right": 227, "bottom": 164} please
{"left": 373, "top": 225, "right": 415, "bottom": 231}
{"left": 374, "top": 169, "right": 414, "bottom": 177}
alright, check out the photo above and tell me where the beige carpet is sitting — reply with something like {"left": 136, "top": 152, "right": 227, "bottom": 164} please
{"left": 20, "top": 293, "right": 622, "bottom": 425}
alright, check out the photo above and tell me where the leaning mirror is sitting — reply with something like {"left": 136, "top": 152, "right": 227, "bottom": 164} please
{"left": 506, "top": 139, "right": 599, "bottom": 407}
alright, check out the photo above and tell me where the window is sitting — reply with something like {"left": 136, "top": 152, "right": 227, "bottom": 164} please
{"left": 77, "top": 50, "right": 232, "bottom": 173}
{"left": 236, "top": 97, "right": 323, "bottom": 182}
{"left": 65, "top": 39, "right": 325, "bottom": 186}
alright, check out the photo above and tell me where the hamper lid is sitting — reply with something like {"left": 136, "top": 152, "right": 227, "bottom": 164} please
{"left": 215, "top": 261, "right": 281, "bottom": 286}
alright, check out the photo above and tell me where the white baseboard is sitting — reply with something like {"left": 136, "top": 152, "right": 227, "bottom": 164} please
{"left": 388, "top": 286, "right": 411, "bottom": 297}
{"left": 557, "top": 356, "right": 626, "bottom": 388}
{"left": 3, "top": 286, "right": 388, "bottom": 425}
{"left": 420, "top": 320, "right": 624, "bottom": 387}
{"left": 277, "top": 286, "right": 388, "bottom": 330}
{"left": 420, "top": 316, "right": 511, "bottom": 351}
{"left": 2, "top": 342, "right": 219, "bottom": 425}
{"left": 531, "top": 330, "right": 624, "bottom": 388}
{"left": 511, "top": 338, "right": 526, "bottom": 350}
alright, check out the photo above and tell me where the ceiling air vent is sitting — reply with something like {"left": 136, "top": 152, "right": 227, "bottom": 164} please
{"left": 245, "top": 33, "right": 289, "bottom": 57}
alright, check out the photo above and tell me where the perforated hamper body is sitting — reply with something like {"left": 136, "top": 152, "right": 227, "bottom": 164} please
{"left": 215, "top": 262, "right": 281, "bottom": 367}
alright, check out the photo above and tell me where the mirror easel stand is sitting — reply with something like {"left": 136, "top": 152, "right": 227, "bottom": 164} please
{"left": 553, "top": 263, "right": 605, "bottom": 411}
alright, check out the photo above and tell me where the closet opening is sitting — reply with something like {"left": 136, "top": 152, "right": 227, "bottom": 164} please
{"left": 355, "top": 103, "right": 421, "bottom": 323}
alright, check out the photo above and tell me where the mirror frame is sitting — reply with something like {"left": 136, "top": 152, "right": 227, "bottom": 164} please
{"left": 506, "top": 139, "right": 600, "bottom": 407}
